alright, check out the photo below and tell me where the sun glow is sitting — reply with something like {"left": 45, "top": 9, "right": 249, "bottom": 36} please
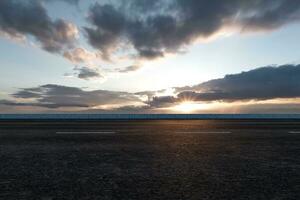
{"left": 173, "top": 101, "right": 209, "bottom": 113}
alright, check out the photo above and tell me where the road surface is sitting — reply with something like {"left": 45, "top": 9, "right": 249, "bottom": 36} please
{"left": 0, "top": 120, "right": 300, "bottom": 199}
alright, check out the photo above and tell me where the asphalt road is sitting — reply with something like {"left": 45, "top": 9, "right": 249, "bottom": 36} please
{"left": 0, "top": 120, "right": 300, "bottom": 200}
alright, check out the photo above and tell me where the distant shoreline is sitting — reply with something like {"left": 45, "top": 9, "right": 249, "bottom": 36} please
{"left": 1, "top": 114, "right": 300, "bottom": 120}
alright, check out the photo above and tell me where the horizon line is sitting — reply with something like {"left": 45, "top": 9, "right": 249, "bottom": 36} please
{"left": 1, "top": 114, "right": 300, "bottom": 120}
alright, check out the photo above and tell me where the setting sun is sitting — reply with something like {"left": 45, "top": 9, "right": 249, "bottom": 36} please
{"left": 173, "top": 101, "right": 209, "bottom": 113}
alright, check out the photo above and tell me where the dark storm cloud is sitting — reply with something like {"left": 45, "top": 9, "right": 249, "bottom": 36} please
{"left": 85, "top": 3, "right": 178, "bottom": 59}
{"left": 125, "top": 0, "right": 162, "bottom": 11}
{"left": 240, "top": 0, "right": 300, "bottom": 31}
{"left": 85, "top": 0, "right": 300, "bottom": 59}
{"left": 149, "top": 64, "right": 300, "bottom": 107}
{"left": 84, "top": 4, "right": 126, "bottom": 58}
{"left": 73, "top": 67, "right": 103, "bottom": 80}
{"left": 54, "top": 0, "right": 79, "bottom": 4}
{"left": 0, "top": 0, "right": 77, "bottom": 53}
{"left": 8, "top": 84, "right": 141, "bottom": 108}
{"left": 42, "top": 0, "right": 79, "bottom": 4}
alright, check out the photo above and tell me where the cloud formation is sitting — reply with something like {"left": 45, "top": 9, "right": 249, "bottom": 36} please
{"left": 149, "top": 64, "right": 300, "bottom": 107}
{"left": 2, "top": 64, "right": 300, "bottom": 113}
{"left": 64, "top": 48, "right": 97, "bottom": 63}
{"left": 0, "top": 0, "right": 78, "bottom": 53}
{"left": 0, "top": 99, "right": 88, "bottom": 109}
{"left": 84, "top": 0, "right": 300, "bottom": 60}
{"left": 73, "top": 66, "right": 103, "bottom": 80}
{"left": 47, "top": 0, "right": 79, "bottom": 4}
{"left": 8, "top": 84, "right": 141, "bottom": 109}
{"left": 116, "top": 65, "right": 141, "bottom": 73}
{"left": 1, "top": 0, "right": 300, "bottom": 77}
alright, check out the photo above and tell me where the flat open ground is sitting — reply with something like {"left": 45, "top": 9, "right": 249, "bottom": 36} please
{"left": 0, "top": 120, "right": 300, "bottom": 199}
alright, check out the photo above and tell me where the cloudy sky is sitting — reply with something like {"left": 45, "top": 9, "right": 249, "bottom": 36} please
{"left": 1, "top": 0, "right": 300, "bottom": 114}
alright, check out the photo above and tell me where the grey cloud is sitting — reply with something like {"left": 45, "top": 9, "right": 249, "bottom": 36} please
{"left": 149, "top": 64, "right": 300, "bottom": 107}
{"left": 0, "top": 0, "right": 78, "bottom": 53}
{"left": 9, "top": 84, "right": 141, "bottom": 109}
{"left": 134, "top": 91, "right": 157, "bottom": 102}
{"left": 42, "top": 0, "right": 79, "bottom": 4}
{"left": 84, "top": 4, "right": 125, "bottom": 58}
{"left": 2, "top": 64, "right": 300, "bottom": 112}
{"left": 0, "top": 99, "right": 89, "bottom": 109}
{"left": 125, "top": 0, "right": 162, "bottom": 12}
{"left": 52, "top": 0, "right": 79, "bottom": 4}
{"left": 134, "top": 88, "right": 169, "bottom": 101}
{"left": 85, "top": 0, "right": 300, "bottom": 59}
{"left": 240, "top": 0, "right": 300, "bottom": 31}
{"left": 73, "top": 67, "right": 103, "bottom": 80}
{"left": 149, "top": 96, "right": 177, "bottom": 108}
{"left": 178, "top": 64, "right": 300, "bottom": 101}
{"left": 117, "top": 65, "right": 141, "bottom": 73}
{"left": 1, "top": 0, "right": 299, "bottom": 61}
{"left": 138, "top": 49, "right": 164, "bottom": 60}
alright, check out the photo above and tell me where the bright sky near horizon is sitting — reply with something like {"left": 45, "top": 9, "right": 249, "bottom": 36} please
{"left": 1, "top": 0, "right": 300, "bottom": 113}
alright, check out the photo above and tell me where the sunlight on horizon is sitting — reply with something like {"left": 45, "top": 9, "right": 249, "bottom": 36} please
{"left": 173, "top": 101, "right": 210, "bottom": 113}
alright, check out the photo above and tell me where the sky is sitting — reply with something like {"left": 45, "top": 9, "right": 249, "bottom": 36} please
{"left": 1, "top": 0, "right": 300, "bottom": 114}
